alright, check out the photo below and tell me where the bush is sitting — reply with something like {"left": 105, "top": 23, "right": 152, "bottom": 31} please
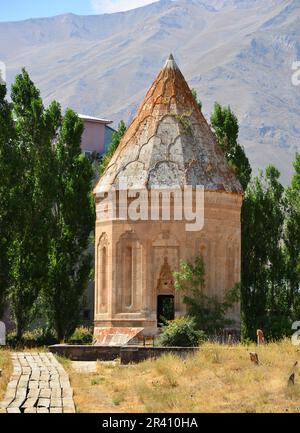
{"left": 158, "top": 317, "right": 206, "bottom": 347}
{"left": 6, "top": 328, "right": 58, "bottom": 348}
{"left": 67, "top": 327, "right": 93, "bottom": 345}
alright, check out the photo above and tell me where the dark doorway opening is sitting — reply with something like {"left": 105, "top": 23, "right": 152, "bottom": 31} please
{"left": 157, "top": 295, "right": 175, "bottom": 327}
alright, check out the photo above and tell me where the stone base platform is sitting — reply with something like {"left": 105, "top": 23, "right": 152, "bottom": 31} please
{"left": 93, "top": 327, "right": 144, "bottom": 346}
{"left": 49, "top": 344, "right": 199, "bottom": 364}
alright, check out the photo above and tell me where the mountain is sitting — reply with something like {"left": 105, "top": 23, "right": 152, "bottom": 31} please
{"left": 0, "top": 0, "right": 299, "bottom": 183}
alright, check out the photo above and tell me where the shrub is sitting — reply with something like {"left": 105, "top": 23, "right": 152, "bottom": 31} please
{"left": 6, "top": 328, "right": 58, "bottom": 348}
{"left": 68, "top": 326, "right": 93, "bottom": 345}
{"left": 174, "top": 256, "right": 240, "bottom": 333}
{"left": 158, "top": 317, "right": 205, "bottom": 347}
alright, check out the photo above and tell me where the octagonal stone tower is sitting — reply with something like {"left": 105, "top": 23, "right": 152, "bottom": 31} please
{"left": 93, "top": 55, "right": 243, "bottom": 342}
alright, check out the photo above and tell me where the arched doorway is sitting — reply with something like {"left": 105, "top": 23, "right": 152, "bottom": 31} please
{"left": 156, "top": 257, "right": 175, "bottom": 327}
{"left": 157, "top": 295, "right": 175, "bottom": 327}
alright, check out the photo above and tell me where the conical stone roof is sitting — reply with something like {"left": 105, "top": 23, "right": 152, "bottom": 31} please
{"left": 95, "top": 54, "right": 243, "bottom": 195}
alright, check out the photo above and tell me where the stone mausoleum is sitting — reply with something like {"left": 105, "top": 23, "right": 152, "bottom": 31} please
{"left": 93, "top": 55, "right": 243, "bottom": 344}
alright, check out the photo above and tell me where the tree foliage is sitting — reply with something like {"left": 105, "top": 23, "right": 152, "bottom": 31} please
{"left": 284, "top": 154, "right": 300, "bottom": 322}
{"left": 44, "top": 109, "right": 94, "bottom": 341}
{"left": 8, "top": 69, "right": 57, "bottom": 339}
{"left": 158, "top": 317, "right": 205, "bottom": 347}
{"left": 99, "top": 120, "right": 126, "bottom": 175}
{"left": 241, "top": 166, "right": 287, "bottom": 340}
{"left": 191, "top": 88, "right": 202, "bottom": 110}
{"left": 211, "top": 102, "right": 252, "bottom": 190}
{"left": 0, "top": 83, "right": 15, "bottom": 318}
{"left": 174, "top": 256, "right": 240, "bottom": 334}
{"left": 0, "top": 69, "right": 94, "bottom": 341}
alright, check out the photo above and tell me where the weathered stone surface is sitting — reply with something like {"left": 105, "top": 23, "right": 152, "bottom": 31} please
{"left": 0, "top": 352, "right": 75, "bottom": 413}
{"left": 93, "top": 55, "right": 243, "bottom": 336}
{"left": 7, "top": 407, "right": 21, "bottom": 413}
{"left": 37, "top": 398, "right": 50, "bottom": 408}
{"left": 39, "top": 388, "right": 51, "bottom": 399}
{"left": 37, "top": 407, "right": 49, "bottom": 413}
{"left": 50, "top": 398, "right": 62, "bottom": 408}
{"left": 22, "top": 397, "right": 39, "bottom": 408}
{"left": 95, "top": 55, "right": 243, "bottom": 195}
{"left": 50, "top": 407, "right": 63, "bottom": 413}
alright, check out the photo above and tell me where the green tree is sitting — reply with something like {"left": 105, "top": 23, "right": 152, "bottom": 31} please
{"left": 241, "top": 166, "right": 287, "bottom": 340}
{"left": 44, "top": 109, "right": 95, "bottom": 341}
{"left": 99, "top": 120, "right": 126, "bottom": 174}
{"left": 191, "top": 88, "right": 202, "bottom": 110}
{"left": 0, "top": 83, "right": 15, "bottom": 318}
{"left": 284, "top": 153, "right": 300, "bottom": 318}
{"left": 174, "top": 256, "right": 239, "bottom": 334}
{"left": 8, "top": 69, "right": 58, "bottom": 340}
{"left": 158, "top": 317, "right": 205, "bottom": 347}
{"left": 211, "top": 102, "right": 251, "bottom": 190}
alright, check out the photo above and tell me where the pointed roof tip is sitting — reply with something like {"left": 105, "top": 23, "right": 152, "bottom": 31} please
{"left": 164, "top": 53, "right": 178, "bottom": 70}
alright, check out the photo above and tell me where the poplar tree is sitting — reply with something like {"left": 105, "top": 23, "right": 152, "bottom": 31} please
{"left": 8, "top": 69, "right": 58, "bottom": 340}
{"left": 241, "top": 167, "right": 286, "bottom": 339}
{"left": 44, "top": 109, "right": 94, "bottom": 341}
{"left": 211, "top": 102, "right": 251, "bottom": 190}
{"left": 284, "top": 154, "right": 300, "bottom": 317}
{"left": 0, "top": 83, "right": 15, "bottom": 318}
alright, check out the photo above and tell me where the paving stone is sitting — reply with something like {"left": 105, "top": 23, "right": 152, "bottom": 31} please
{"left": 1, "top": 352, "right": 75, "bottom": 413}
{"left": 63, "top": 406, "right": 75, "bottom": 413}
{"left": 22, "top": 397, "right": 39, "bottom": 408}
{"left": 7, "top": 407, "right": 21, "bottom": 413}
{"left": 50, "top": 408, "right": 63, "bottom": 413}
{"left": 7, "top": 380, "right": 18, "bottom": 390}
{"left": 63, "top": 398, "right": 74, "bottom": 407}
{"left": 50, "top": 382, "right": 61, "bottom": 389}
{"left": 62, "top": 388, "right": 73, "bottom": 398}
{"left": 51, "top": 389, "right": 62, "bottom": 398}
{"left": 39, "top": 389, "right": 51, "bottom": 399}
{"left": 37, "top": 398, "right": 50, "bottom": 408}
{"left": 40, "top": 372, "right": 49, "bottom": 377}
{"left": 50, "top": 398, "right": 62, "bottom": 408}
{"left": 4, "top": 389, "right": 17, "bottom": 399}
{"left": 38, "top": 381, "right": 49, "bottom": 389}
{"left": 28, "top": 387, "right": 40, "bottom": 395}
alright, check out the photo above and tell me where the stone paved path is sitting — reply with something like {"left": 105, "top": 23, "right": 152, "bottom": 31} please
{"left": 0, "top": 352, "right": 75, "bottom": 413}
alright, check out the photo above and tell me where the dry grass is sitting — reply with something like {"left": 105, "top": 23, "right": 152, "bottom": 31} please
{"left": 0, "top": 349, "right": 12, "bottom": 401}
{"left": 66, "top": 339, "right": 300, "bottom": 413}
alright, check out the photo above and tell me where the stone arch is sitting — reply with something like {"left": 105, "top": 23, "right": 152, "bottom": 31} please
{"left": 156, "top": 257, "right": 175, "bottom": 295}
{"left": 116, "top": 231, "right": 143, "bottom": 313}
{"left": 152, "top": 231, "right": 180, "bottom": 315}
{"left": 96, "top": 233, "right": 109, "bottom": 314}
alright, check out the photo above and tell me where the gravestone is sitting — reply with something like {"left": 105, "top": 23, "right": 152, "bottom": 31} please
{"left": 256, "top": 329, "right": 265, "bottom": 345}
{"left": 0, "top": 321, "right": 6, "bottom": 346}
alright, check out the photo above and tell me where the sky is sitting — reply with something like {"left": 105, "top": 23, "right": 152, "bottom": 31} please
{"left": 0, "top": 0, "right": 159, "bottom": 22}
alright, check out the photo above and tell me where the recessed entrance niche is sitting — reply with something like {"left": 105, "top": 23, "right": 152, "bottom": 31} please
{"left": 157, "top": 295, "right": 175, "bottom": 326}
